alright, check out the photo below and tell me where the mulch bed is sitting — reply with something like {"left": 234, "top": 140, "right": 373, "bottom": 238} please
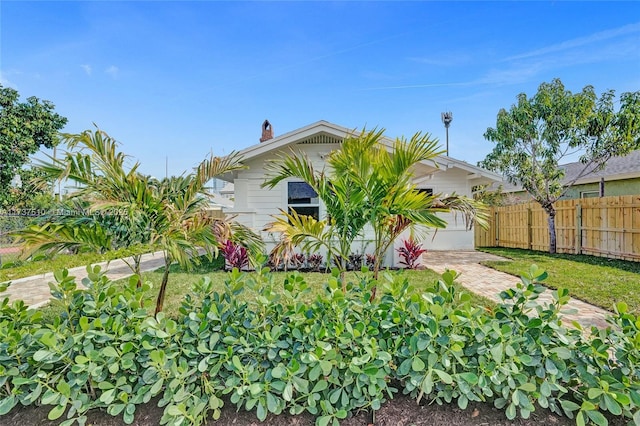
{"left": 5, "top": 393, "right": 628, "bottom": 426}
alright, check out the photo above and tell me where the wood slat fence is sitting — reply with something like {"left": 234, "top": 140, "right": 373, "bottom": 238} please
{"left": 474, "top": 195, "right": 640, "bottom": 262}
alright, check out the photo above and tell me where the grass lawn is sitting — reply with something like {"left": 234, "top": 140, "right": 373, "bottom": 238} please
{"left": 40, "top": 257, "right": 494, "bottom": 322}
{"left": 479, "top": 247, "right": 640, "bottom": 314}
{"left": 0, "top": 246, "right": 151, "bottom": 283}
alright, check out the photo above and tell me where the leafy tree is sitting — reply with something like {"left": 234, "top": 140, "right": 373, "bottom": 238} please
{"left": 3, "top": 167, "right": 57, "bottom": 210}
{"left": 263, "top": 128, "right": 486, "bottom": 291}
{"left": 472, "top": 184, "right": 510, "bottom": 207}
{"left": 0, "top": 85, "right": 67, "bottom": 207}
{"left": 0, "top": 167, "right": 57, "bottom": 252}
{"left": 480, "top": 79, "right": 640, "bottom": 253}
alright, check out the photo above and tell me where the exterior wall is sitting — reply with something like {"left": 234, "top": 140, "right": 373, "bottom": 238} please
{"left": 409, "top": 167, "right": 477, "bottom": 254}
{"left": 228, "top": 143, "right": 478, "bottom": 266}
{"left": 226, "top": 142, "right": 340, "bottom": 238}
{"left": 560, "top": 178, "right": 640, "bottom": 199}
{"left": 505, "top": 178, "right": 640, "bottom": 202}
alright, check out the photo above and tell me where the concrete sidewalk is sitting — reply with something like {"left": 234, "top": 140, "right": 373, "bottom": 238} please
{"left": 1, "top": 251, "right": 167, "bottom": 309}
{"left": 422, "top": 250, "right": 611, "bottom": 329}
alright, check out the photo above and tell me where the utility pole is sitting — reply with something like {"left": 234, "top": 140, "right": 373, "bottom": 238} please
{"left": 441, "top": 111, "right": 453, "bottom": 156}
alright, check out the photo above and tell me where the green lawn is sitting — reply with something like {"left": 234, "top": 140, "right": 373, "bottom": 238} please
{"left": 479, "top": 247, "right": 640, "bottom": 314}
{"left": 40, "top": 257, "right": 494, "bottom": 322}
{"left": 0, "top": 246, "right": 151, "bottom": 283}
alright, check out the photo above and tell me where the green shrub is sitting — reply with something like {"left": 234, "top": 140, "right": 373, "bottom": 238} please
{"left": 0, "top": 264, "right": 638, "bottom": 425}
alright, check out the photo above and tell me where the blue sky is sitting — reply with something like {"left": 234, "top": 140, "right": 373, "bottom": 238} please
{"left": 2, "top": 1, "right": 639, "bottom": 179}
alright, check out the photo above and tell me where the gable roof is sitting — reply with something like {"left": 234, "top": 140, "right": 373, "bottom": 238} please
{"left": 223, "top": 120, "right": 502, "bottom": 183}
{"left": 561, "top": 150, "right": 640, "bottom": 184}
{"left": 497, "top": 150, "right": 640, "bottom": 193}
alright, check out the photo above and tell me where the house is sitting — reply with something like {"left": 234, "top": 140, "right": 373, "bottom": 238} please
{"left": 494, "top": 150, "right": 640, "bottom": 201}
{"left": 219, "top": 120, "right": 502, "bottom": 266}
{"left": 219, "top": 182, "right": 235, "bottom": 200}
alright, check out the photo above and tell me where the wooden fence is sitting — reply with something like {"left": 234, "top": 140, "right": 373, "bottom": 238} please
{"left": 474, "top": 195, "right": 640, "bottom": 262}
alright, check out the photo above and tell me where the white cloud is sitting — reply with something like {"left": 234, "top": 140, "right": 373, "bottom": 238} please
{"left": 0, "top": 70, "right": 18, "bottom": 88}
{"left": 504, "top": 22, "right": 640, "bottom": 62}
{"left": 408, "top": 53, "right": 473, "bottom": 67}
{"left": 359, "top": 81, "right": 471, "bottom": 91}
{"left": 105, "top": 65, "right": 119, "bottom": 78}
{"left": 81, "top": 64, "right": 92, "bottom": 75}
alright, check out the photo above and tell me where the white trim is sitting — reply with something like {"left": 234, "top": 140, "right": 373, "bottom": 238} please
{"left": 580, "top": 190, "right": 600, "bottom": 198}
{"left": 222, "top": 120, "right": 502, "bottom": 183}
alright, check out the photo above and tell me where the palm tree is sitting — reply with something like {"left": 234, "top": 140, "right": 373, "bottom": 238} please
{"left": 25, "top": 127, "right": 254, "bottom": 314}
{"left": 20, "top": 129, "right": 158, "bottom": 280}
{"left": 263, "top": 128, "right": 487, "bottom": 288}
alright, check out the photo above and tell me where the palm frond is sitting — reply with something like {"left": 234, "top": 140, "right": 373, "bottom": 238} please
{"left": 264, "top": 209, "right": 342, "bottom": 266}
{"left": 435, "top": 194, "right": 489, "bottom": 230}
{"left": 263, "top": 150, "right": 322, "bottom": 191}
{"left": 11, "top": 222, "right": 112, "bottom": 258}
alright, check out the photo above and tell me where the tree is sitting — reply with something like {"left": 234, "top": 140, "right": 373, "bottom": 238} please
{"left": 480, "top": 79, "right": 640, "bottom": 253}
{"left": 0, "top": 85, "right": 67, "bottom": 207}
{"left": 263, "top": 128, "right": 486, "bottom": 291}
{"left": 17, "top": 129, "right": 157, "bottom": 281}
{"left": 0, "top": 167, "right": 57, "bottom": 258}
{"left": 20, "top": 128, "right": 259, "bottom": 314}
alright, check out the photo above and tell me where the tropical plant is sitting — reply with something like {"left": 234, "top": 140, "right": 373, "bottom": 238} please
{"left": 480, "top": 79, "right": 640, "bottom": 253}
{"left": 397, "top": 238, "right": 427, "bottom": 269}
{"left": 348, "top": 252, "right": 363, "bottom": 271}
{"left": 365, "top": 254, "right": 376, "bottom": 269}
{"left": 290, "top": 253, "right": 306, "bottom": 269}
{"left": 263, "top": 128, "right": 487, "bottom": 285}
{"left": 220, "top": 240, "right": 249, "bottom": 270}
{"left": 27, "top": 127, "right": 253, "bottom": 313}
{"left": 13, "top": 198, "right": 152, "bottom": 281}
{"left": 210, "top": 216, "right": 264, "bottom": 262}
{"left": 307, "top": 253, "right": 323, "bottom": 271}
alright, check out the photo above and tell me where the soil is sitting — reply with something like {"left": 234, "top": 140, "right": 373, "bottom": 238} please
{"left": 3, "top": 394, "right": 628, "bottom": 426}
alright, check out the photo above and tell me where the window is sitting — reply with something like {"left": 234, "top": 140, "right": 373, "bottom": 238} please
{"left": 418, "top": 188, "right": 434, "bottom": 196}
{"left": 580, "top": 191, "right": 599, "bottom": 198}
{"left": 288, "top": 182, "right": 319, "bottom": 220}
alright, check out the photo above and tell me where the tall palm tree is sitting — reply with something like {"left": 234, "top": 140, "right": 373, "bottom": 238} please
{"left": 263, "top": 128, "right": 487, "bottom": 287}
{"left": 25, "top": 127, "right": 253, "bottom": 314}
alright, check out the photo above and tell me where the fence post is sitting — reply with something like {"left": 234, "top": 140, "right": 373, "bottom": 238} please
{"left": 527, "top": 208, "right": 533, "bottom": 250}
{"left": 494, "top": 210, "right": 499, "bottom": 247}
{"left": 575, "top": 204, "right": 582, "bottom": 255}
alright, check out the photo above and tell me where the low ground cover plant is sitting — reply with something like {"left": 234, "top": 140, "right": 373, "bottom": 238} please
{"left": 0, "top": 264, "right": 638, "bottom": 426}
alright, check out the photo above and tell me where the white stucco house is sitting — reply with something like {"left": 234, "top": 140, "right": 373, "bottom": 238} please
{"left": 219, "top": 120, "right": 501, "bottom": 267}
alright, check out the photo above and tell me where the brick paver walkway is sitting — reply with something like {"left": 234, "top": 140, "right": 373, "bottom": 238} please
{"left": 2, "top": 251, "right": 167, "bottom": 308}
{"left": 422, "top": 250, "right": 611, "bottom": 329}
{"left": 0, "top": 245, "right": 22, "bottom": 255}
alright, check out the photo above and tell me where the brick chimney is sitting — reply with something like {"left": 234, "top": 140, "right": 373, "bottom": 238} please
{"left": 260, "top": 119, "right": 273, "bottom": 142}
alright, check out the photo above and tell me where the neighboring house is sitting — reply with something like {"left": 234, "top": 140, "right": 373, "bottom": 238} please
{"left": 219, "top": 182, "right": 235, "bottom": 200}
{"left": 219, "top": 120, "right": 502, "bottom": 266}
{"left": 208, "top": 192, "right": 234, "bottom": 209}
{"left": 207, "top": 178, "right": 227, "bottom": 194}
{"left": 494, "top": 150, "right": 640, "bottom": 201}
